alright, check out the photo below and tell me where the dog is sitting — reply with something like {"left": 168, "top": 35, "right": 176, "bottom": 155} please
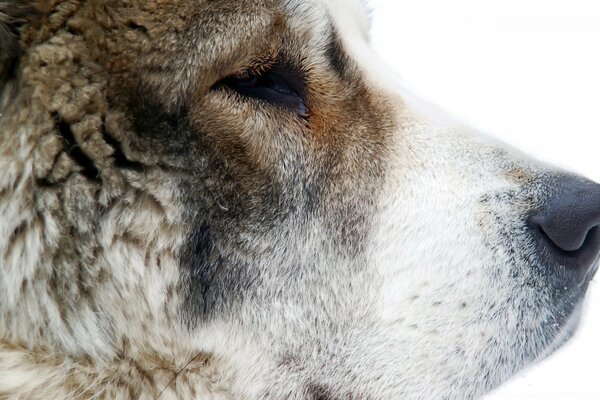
{"left": 1, "top": 0, "right": 599, "bottom": 398}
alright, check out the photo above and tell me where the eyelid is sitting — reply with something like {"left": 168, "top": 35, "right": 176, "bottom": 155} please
{"left": 234, "top": 53, "right": 278, "bottom": 79}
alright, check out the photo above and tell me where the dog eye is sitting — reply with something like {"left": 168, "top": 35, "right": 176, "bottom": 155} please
{"left": 216, "top": 66, "right": 308, "bottom": 118}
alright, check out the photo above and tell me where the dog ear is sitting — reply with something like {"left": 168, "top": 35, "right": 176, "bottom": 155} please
{"left": 0, "top": 0, "right": 38, "bottom": 82}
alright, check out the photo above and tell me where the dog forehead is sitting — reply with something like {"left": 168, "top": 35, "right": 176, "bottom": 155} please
{"left": 324, "top": 0, "right": 371, "bottom": 38}
{"left": 283, "top": 0, "right": 371, "bottom": 39}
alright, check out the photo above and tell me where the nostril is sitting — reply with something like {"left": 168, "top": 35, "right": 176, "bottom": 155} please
{"left": 531, "top": 214, "right": 599, "bottom": 253}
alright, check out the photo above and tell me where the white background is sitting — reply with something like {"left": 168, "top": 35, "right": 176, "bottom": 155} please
{"left": 369, "top": 1, "right": 600, "bottom": 399}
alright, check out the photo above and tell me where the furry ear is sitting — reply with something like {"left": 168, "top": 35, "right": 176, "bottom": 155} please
{"left": 0, "top": 0, "right": 37, "bottom": 82}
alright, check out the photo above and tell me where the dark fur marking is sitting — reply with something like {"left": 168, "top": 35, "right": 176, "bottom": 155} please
{"left": 184, "top": 223, "right": 227, "bottom": 321}
{"left": 307, "top": 384, "right": 336, "bottom": 400}
{"left": 51, "top": 112, "right": 101, "bottom": 183}
{"left": 326, "top": 31, "right": 348, "bottom": 79}
{"left": 131, "top": 97, "right": 182, "bottom": 138}
{"left": 126, "top": 95, "right": 245, "bottom": 324}
{"left": 128, "top": 97, "right": 200, "bottom": 165}
{"left": 3, "top": 219, "right": 27, "bottom": 258}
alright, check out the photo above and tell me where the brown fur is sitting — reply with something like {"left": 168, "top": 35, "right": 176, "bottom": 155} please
{"left": 1, "top": 0, "right": 394, "bottom": 397}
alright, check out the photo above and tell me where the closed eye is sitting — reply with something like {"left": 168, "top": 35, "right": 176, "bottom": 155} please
{"left": 215, "top": 65, "right": 308, "bottom": 118}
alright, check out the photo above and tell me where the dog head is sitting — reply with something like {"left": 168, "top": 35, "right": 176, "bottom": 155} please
{"left": 1, "top": 0, "right": 598, "bottom": 398}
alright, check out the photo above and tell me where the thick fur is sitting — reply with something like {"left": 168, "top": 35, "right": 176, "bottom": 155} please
{"left": 0, "top": 0, "right": 596, "bottom": 399}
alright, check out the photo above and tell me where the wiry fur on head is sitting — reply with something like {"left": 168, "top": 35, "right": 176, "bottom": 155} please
{"left": 0, "top": 0, "right": 597, "bottom": 399}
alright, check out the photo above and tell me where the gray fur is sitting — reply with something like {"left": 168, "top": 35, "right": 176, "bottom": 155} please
{"left": 0, "top": 0, "right": 596, "bottom": 399}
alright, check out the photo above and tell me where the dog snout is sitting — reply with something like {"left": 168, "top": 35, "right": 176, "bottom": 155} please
{"left": 530, "top": 176, "right": 600, "bottom": 278}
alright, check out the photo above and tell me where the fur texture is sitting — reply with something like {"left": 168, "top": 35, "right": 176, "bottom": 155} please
{"left": 0, "top": 0, "right": 597, "bottom": 399}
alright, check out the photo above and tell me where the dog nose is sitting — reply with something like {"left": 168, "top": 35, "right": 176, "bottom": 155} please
{"left": 531, "top": 177, "right": 600, "bottom": 272}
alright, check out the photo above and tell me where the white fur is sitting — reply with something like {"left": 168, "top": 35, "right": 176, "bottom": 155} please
{"left": 0, "top": 0, "right": 594, "bottom": 399}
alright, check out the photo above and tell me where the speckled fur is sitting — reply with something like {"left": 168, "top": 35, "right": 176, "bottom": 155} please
{"left": 0, "top": 0, "right": 596, "bottom": 399}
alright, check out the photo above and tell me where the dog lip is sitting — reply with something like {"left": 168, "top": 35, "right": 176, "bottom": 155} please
{"left": 536, "top": 300, "right": 584, "bottom": 364}
{"left": 580, "top": 255, "right": 600, "bottom": 289}
{"left": 528, "top": 223, "right": 600, "bottom": 288}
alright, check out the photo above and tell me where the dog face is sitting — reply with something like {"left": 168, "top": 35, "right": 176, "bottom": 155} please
{"left": 1, "top": 0, "right": 598, "bottom": 399}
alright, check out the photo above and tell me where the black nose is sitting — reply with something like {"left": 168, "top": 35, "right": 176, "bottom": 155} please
{"left": 531, "top": 177, "right": 600, "bottom": 273}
